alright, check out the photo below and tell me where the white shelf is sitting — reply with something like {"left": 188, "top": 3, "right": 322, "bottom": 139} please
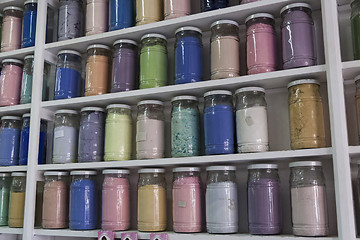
{"left": 0, "top": 166, "right": 26, "bottom": 173}
{"left": 0, "top": 47, "right": 34, "bottom": 63}
{"left": 0, "top": 104, "right": 31, "bottom": 117}
{"left": 0, "top": 226, "right": 22, "bottom": 235}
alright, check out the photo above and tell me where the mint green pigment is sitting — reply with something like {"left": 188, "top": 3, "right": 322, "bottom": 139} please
{"left": 0, "top": 177, "right": 11, "bottom": 226}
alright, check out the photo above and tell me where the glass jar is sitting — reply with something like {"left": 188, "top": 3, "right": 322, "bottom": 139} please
{"left": 111, "top": 39, "right": 138, "bottom": 92}
{"left": 86, "top": 0, "right": 108, "bottom": 36}
{"left": 247, "top": 164, "right": 281, "bottom": 235}
{"left": 42, "top": 171, "right": 69, "bottom": 229}
{"left": 54, "top": 50, "right": 82, "bottom": 100}
{"left": 69, "top": 170, "right": 98, "bottom": 230}
{"left": 57, "top": 0, "right": 83, "bottom": 41}
{"left": 174, "top": 27, "right": 203, "bottom": 84}
{"left": 201, "top": 0, "right": 229, "bottom": 12}
{"left": 281, "top": 3, "right": 316, "bottom": 69}
{"left": 85, "top": 44, "right": 111, "bottom": 96}
{"left": 136, "top": 100, "right": 165, "bottom": 159}
{"left": 210, "top": 20, "right": 240, "bottom": 80}
{"left": 206, "top": 166, "right": 238, "bottom": 233}
{"left": 52, "top": 110, "right": 79, "bottom": 164}
{"left": 20, "top": 55, "right": 49, "bottom": 104}
{"left": 235, "top": 87, "right": 269, "bottom": 153}
{"left": 0, "top": 116, "right": 22, "bottom": 166}
{"left": 137, "top": 168, "right": 167, "bottom": 231}
{"left": 102, "top": 169, "right": 130, "bottom": 231}
{"left": 0, "top": 59, "right": 24, "bottom": 106}
{"left": 1, "top": 6, "right": 23, "bottom": 52}
{"left": 22, "top": 0, "right": 37, "bottom": 48}
{"left": 8, "top": 172, "right": 26, "bottom": 228}
{"left": 203, "top": 90, "right": 234, "bottom": 155}
{"left": 171, "top": 96, "right": 200, "bottom": 157}
{"left": 140, "top": 34, "right": 168, "bottom": 89}
{"left": 246, "top": 13, "right": 277, "bottom": 75}
{"left": 0, "top": 173, "right": 11, "bottom": 226}
{"left": 288, "top": 79, "right": 325, "bottom": 149}
{"left": 104, "top": 104, "right": 132, "bottom": 161}
{"left": 136, "top": 0, "right": 163, "bottom": 25}
{"left": 109, "top": 0, "right": 134, "bottom": 31}
{"left": 352, "top": 0, "right": 360, "bottom": 60}
{"left": 19, "top": 113, "right": 47, "bottom": 165}
{"left": 289, "top": 161, "right": 328, "bottom": 236}
{"left": 164, "top": 0, "right": 191, "bottom": 20}
{"left": 78, "top": 107, "right": 105, "bottom": 162}
{"left": 172, "top": 167, "right": 201, "bottom": 233}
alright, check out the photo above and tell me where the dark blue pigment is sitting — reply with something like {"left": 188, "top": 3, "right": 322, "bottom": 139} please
{"left": 22, "top": 2, "right": 37, "bottom": 48}
{"left": 109, "top": 0, "right": 134, "bottom": 31}
{"left": 175, "top": 35, "right": 203, "bottom": 84}
{"left": 204, "top": 104, "right": 234, "bottom": 155}
{"left": 54, "top": 67, "right": 81, "bottom": 100}
{"left": 201, "top": 0, "right": 229, "bottom": 11}
{"left": 69, "top": 178, "right": 98, "bottom": 230}
{"left": 0, "top": 128, "right": 21, "bottom": 166}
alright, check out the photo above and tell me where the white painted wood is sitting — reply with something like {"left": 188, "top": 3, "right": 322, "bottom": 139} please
{"left": 0, "top": 104, "right": 31, "bottom": 117}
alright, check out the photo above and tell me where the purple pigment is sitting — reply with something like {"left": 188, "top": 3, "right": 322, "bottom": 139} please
{"left": 248, "top": 179, "right": 281, "bottom": 235}
{"left": 281, "top": 8, "right": 316, "bottom": 69}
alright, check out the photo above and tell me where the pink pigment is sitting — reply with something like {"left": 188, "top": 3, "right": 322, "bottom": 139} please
{"left": 0, "top": 64, "right": 23, "bottom": 106}
{"left": 1, "top": 15, "right": 22, "bottom": 52}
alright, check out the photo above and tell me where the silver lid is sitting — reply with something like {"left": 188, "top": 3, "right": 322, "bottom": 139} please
{"left": 44, "top": 171, "right": 69, "bottom": 176}
{"left": 70, "top": 170, "right": 97, "bottom": 175}
{"left": 11, "top": 172, "right": 26, "bottom": 177}
{"left": 171, "top": 95, "right": 198, "bottom": 102}
{"left": 287, "top": 79, "right": 320, "bottom": 88}
{"left": 55, "top": 109, "right": 78, "bottom": 115}
{"left": 137, "top": 100, "right": 163, "bottom": 106}
{"left": 22, "top": 113, "right": 31, "bottom": 118}
{"left": 87, "top": 44, "right": 111, "bottom": 51}
{"left": 2, "top": 59, "right": 23, "bottom": 65}
{"left": 106, "top": 104, "right": 132, "bottom": 110}
{"left": 235, "top": 87, "right": 265, "bottom": 94}
{"left": 210, "top": 20, "right": 239, "bottom": 29}
{"left": 245, "top": 13, "right": 275, "bottom": 23}
{"left": 173, "top": 167, "right": 200, "bottom": 172}
{"left": 141, "top": 34, "right": 167, "bottom": 41}
{"left": 80, "top": 107, "right": 105, "bottom": 113}
{"left": 138, "top": 168, "right": 165, "bottom": 173}
{"left": 4, "top": 6, "right": 24, "bottom": 12}
{"left": 280, "top": 3, "right": 312, "bottom": 15}
{"left": 103, "top": 169, "right": 130, "bottom": 174}
{"left": 1, "top": 116, "right": 21, "bottom": 121}
{"left": 204, "top": 90, "right": 232, "bottom": 97}
{"left": 289, "top": 161, "right": 322, "bottom": 168}
{"left": 113, "top": 39, "right": 138, "bottom": 46}
{"left": 24, "top": 0, "right": 38, "bottom": 5}
{"left": 248, "top": 164, "right": 278, "bottom": 170}
{"left": 0, "top": 173, "right": 11, "bottom": 177}
{"left": 175, "top": 26, "right": 202, "bottom": 35}
{"left": 206, "top": 166, "right": 236, "bottom": 171}
{"left": 57, "top": 50, "right": 82, "bottom": 57}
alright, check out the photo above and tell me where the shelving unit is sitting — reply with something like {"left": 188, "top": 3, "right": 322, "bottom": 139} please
{"left": 0, "top": 0, "right": 357, "bottom": 239}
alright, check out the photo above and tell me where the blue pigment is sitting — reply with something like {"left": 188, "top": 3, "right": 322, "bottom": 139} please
{"left": 201, "top": 0, "right": 229, "bottom": 11}
{"left": 109, "top": 0, "right": 134, "bottom": 31}
{"left": 0, "top": 128, "right": 21, "bottom": 166}
{"left": 22, "top": 2, "right": 37, "bottom": 48}
{"left": 54, "top": 67, "right": 81, "bottom": 100}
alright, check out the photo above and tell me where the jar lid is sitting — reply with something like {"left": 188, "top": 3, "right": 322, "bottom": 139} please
{"left": 103, "top": 169, "right": 130, "bottom": 174}
{"left": 106, "top": 104, "right": 132, "bottom": 110}
{"left": 141, "top": 33, "right": 167, "bottom": 41}
{"left": 204, "top": 90, "right": 232, "bottom": 97}
{"left": 87, "top": 44, "right": 111, "bottom": 51}
{"left": 113, "top": 39, "right": 138, "bottom": 46}
{"left": 81, "top": 107, "right": 105, "bottom": 112}
{"left": 210, "top": 20, "right": 239, "bottom": 29}
{"left": 280, "top": 3, "right": 312, "bottom": 15}
{"left": 138, "top": 168, "right": 165, "bottom": 173}
{"left": 354, "top": 74, "right": 360, "bottom": 83}
{"left": 55, "top": 109, "right": 78, "bottom": 115}
{"left": 245, "top": 13, "right": 275, "bottom": 23}
{"left": 175, "top": 26, "right": 202, "bottom": 35}
{"left": 24, "top": 55, "right": 34, "bottom": 60}
{"left": 70, "top": 170, "right": 97, "bottom": 175}
{"left": 287, "top": 79, "right": 320, "bottom": 88}
{"left": 137, "top": 100, "right": 163, "bottom": 106}
{"left": 289, "top": 161, "right": 322, "bottom": 168}
{"left": 171, "top": 95, "right": 198, "bottom": 102}
{"left": 57, "top": 50, "right": 82, "bottom": 57}
{"left": 44, "top": 171, "right": 69, "bottom": 176}
{"left": 11, "top": 172, "right": 26, "bottom": 177}
{"left": 248, "top": 164, "right": 278, "bottom": 170}
{"left": 173, "top": 167, "right": 200, "bottom": 172}
{"left": 235, "top": 87, "right": 265, "bottom": 94}
{"left": 24, "top": 0, "right": 38, "bottom": 5}
{"left": 2, "top": 59, "right": 23, "bottom": 65}
{"left": 1, "top": 116, "right": 21, "bottom": 121}
{"left": 0, "top": 173, "right": 10, "bottom": 177}
{"left": 22, "top": 113, "right": 31, "bottom": 118}
{"left": 4, "top": 6, "right": 24, "bottom": 12}
{"left": 206, "top": 166, "right": 236, "bottom": 171}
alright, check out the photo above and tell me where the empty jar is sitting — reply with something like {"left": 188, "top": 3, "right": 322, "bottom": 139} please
{"left": 102, "top": 169, "right": 130, "bottom": 231}
{"left": 42, "top": 171, "right": 69, "bottom": 229}
{"left": 164, "top": 0, "right": 191, "bottom": 19}
{"left": 109, "top": 0, "right": 134, "bottom": 30}
{"left": 140, "top": 34, "right": 168, "bottom": 89}
{"left": 210, "top": 20, "right": 240, "bottom": 80}
{"left": 288, "top": 79, "right": 325, "bottom": 149}
{"left": 69, "top": 171, "right": 98, "bottom": 230}
{"left": 104, "top": 104, "right": 132, "bottom": 161}
{"left": 111, "top": 39, "right": 138, "bottom": 92}
{"left": 136, "top": 0, "right": 163, "bottom": 25}
{"left": 54, "top": 50, "right": 82, "bottom": 100}
{"left": 281, "top": 3, "right": 316, "bottom": 69}
{"left": 22, "top": 0, "right": 37, "bottom": 48}
{"left": 8, "top": 172, "right": 26, "bottom": 228}
{"left": 352, "top": 0, "right": 360, "bottom": 60}
{"left": 78, "top": 107, "right": 105, "bottom": 162}
{"left": 172, "top": 167, "right": 202, "bottom": 233}
{"left": 201, "top": 0, "right": 229, "bottom": 12}
{"left": 171, "top": 96, "right": 200, "bottom": 157}
{"left": 203, "top": 90, "right": 234, "bottom": 155}
{"left": 58, "top": 0, "right": 83, "bottom": 41}
{"left": 0, "top": 59, "right": 23, "bottom": 106}
{"left": 1, "top": 6, "right": 23, "bottom": 52}
{"left": 137, "top": 168, "right": 167, "bottom": 231}
{"left": 248, "top": 164, "right": 281, "bottom": 235}
{"left": 0, "top": 173, "right": 11, "bottom": 226}
{"left": 174, "top": 26, "right": 203, "bottom": 84}
{"left": 85, "top": 44, "right": 111, "bottom": 96}
{"left": 0, "top": 116, "right": 22, "bottom": 166}
{"left": 206, "top": 166, "right": 238, "bottom": 233}
{"left": 86, "top": 0, "right": 108, "bottom": 36}
{"left": 52, "top": 110, "right": 79, "bottom": 164}
{"left": 235, "top": 87, "right": 269, "bottom": 153}
{"left": 289, "top": 161, "right": 328, "bottom": 236}
{"left": 136, "top": 100, "right": 165, "bottom": 159}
